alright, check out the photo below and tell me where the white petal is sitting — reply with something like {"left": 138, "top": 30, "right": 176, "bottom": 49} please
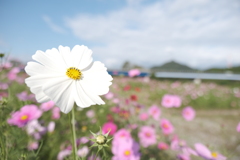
{"left": 82, "top": 61, "right": 113, "bottom": 95}
{"left": 31, "top": 86, "right": 50, "bottom": 103}
{"left": 73, "top": 81, "right": 104, "bottom": 108}
{"left": 32, "top": 48, "right": 66, "bottom": 72}
{"left": 58, "top": 45, "right": 72, "bottom": 67}
{"left": 71, "top": 45, "right": 93, "bottom": 70}
{"left": 42, "top": 76, "right": 74, "bottom": 114}
{"left": 25, "top": 62, "right": 47, "bottom": 76}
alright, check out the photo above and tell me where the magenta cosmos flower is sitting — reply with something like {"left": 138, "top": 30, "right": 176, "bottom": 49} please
{"left": 128, "top": 69, "right": 140, "bottom": 77}
{"left": 182, "top": 106, "right": 196, "bottom": 121}
{"left": 138, "top": 126, "right": 156, "bottom": 148}
{"left": 160, "top": 119, "right": 174, "bottom": 135}
{"left": 158, "top": 142, "right": 169, "bottom": 150}
{"left": 161, "top": 94, "right": 182, "bottom": 108}
{"left": 112, "top": 129, "right": 131, "bottom": 146}
{"left": 8, "top": 104, "right": 42, "bottom": 127}
{"left": 139, "top": 113, "right": 148, "bottom": 121}
{"left": 195, "top": 143, "right": 226, "bottom": 160}
{"left": 102, "top": 121, "right": 117, "bottom": 135}
{"left": 148, "top": 105, "right": 161, "bottom": 120}
{"left": 40, "top": 100, "right": 55, "bottom": 111}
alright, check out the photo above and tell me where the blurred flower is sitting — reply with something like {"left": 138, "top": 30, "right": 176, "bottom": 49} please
{"left": 86, "top": 109, "right": 95, "bottom": 118}
{"left": 52, "top": 107, "right": 61, "bottom": 119}
{"left": 130, "top": 95, "right": 138, "bottom": 101}
{"left": 7, "top": 67, "right": 20, "bottom": 80}
{"left": 26, "top": 120, "right": 46, "bottom": 135}
{"left": 123, "top": 85, "right": 131, "bottom": 91}
{"left": 177, "top": 154, "right": 191, "bottom": 160}
{"left": 128, "top": 69, "right": 140, "bottom": 77}
{"left": 148, "top": 105, "right": 161, "bottom": 120}
{"left": 113, "top": 98, "right": 120, "bottom": 104}
{"left": 25, "top": 45, "right": 112, "bottom": 113}
{"left": 113, "top": 129, "right": 131, "bottom": 145}
{"left": 160, "top": 119, "right": 174, "bottom": 135}
{"left": 172, "top": 95, "right": 182, "bottom": 108}
{"left": 88, "top": 155, "right": 101, "bottom": 160}
{"left": 78, "top": 137, "right": 89, "bottom": 144}
{"left": 182, "top": 106, "right": 196, "bottom": 121}
{"left": 138, "top": 126, "right": 156, "bottom": 148}
{"left": 171, "top": 139, "right": 187, "bottom": 150}
{"left": 161, "top": 94, "right": 175, "bottom": 108}
{"left": 0, "top": 83, "right": 8, "bottom": 90}
{"left": 47, "top": 121, "right": 55, "bottom": 133}
{"left": 77, "top": 146, "right": 89, "bottom": 158}
{"left": 102, "top": 122, "right": 117, "bottom": 135}
{"left": 57, "top": 149, "right": 72, "bottom": 160}
{"left": 40, "top": 101, "right": 55, "bottom": 111}
{"left": 112, "top": 137, "right": 140, "bottom": 160}
{"left": 194, "top": 143, "right": 226, "bottom": 160}
{"left": 105, "top": 91, "right": 114, "bottom": 99}
{"left": 28, "top": 141, "right": 38, "bottom": 151}
{"left": 8, "top": 104, "right": 42, "bottom": 127}
{"left": 158, "top": 142, "right": 169, "bottom": 150}
{"left": 237, "top": 122, "right": 240, "bottom": 132}
{"left": 139, "top": 113, "right": 148, "bottom": 121}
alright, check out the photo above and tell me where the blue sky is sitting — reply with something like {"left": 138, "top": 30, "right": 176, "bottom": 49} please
{"left": 1, "top": 0, "right": 240, "bottom": 70}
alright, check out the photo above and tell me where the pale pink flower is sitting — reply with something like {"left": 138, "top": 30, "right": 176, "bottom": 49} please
{"left": 158, "top": 142, "right": 169, "bottom": 150}
{"left": 182, "top": 106, "right": 196, "bottom": 121}
{"left": 161, "top": 94, "right": 175, "bottom": 108}
{"left": 113, "top": 98, "right": 120, "bottom": 104}
{"left": 148, "top": 105, "right": 161, "bottom": 120}
{"left": 8, "top": 105, "right": 42, "bottom": 127}
{"left": 160, "top": 119, "right": 174, "bottom": 135}
{"left": 138, "top": 126, "right": 156, "bottom": 148}
{"left": 195, "top": 143, "right": 226, "bottom": 160}
{"left": 52, "top": 107, "right": 61, "bottom": 119}
{"left": 172, "top": 95, "right": 182, "bottom": 107}
{"left": 40, "top": 101, "right": 55, "bottom": 111}
{"left": 57, "top": 149, "right": 72, "bottom": 160}
{"left": 105, "top": 91, "right": 114, "bottom": 99}
{"left": 7, "top": 67, "right": 20, "bottom": 80}
{"left": 139, "top": 113, "right": 148, "bottom": 121}
{"left": 0, "top": 83, "right": 8, "bottom": 90}
{"left": 77, "top": 146, "right": 89, "bottom": 158}
{"left": 128, "top": 69, "right": 140, "bottom": 77}
{"left": 177, "top": 154, "right": 191, "bottom": 160}
{"left": 86, "top": 110, "right": 95, "bottom": 118}
{"left": 26, "top": 120, "right": 46, "bottom": 135}
{"left": 102, "top": 122, "right": 117, "bottom": 135}
{"left": 113, "top": 129, "right": 131, "bottom": 146}
{"left": 236, "top": 122, "right": 240, "bottom": 132}
{"left": 88, "top": 155, "right": 101, "bottom": 160}
{"left": 47, "top": 121, "right": 55, "bottom": 133}
{"left": 28, "top": 141, "right": 38, "bottom": 150}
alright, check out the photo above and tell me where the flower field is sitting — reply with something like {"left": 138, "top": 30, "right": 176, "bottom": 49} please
{"left": 1, "top": 59, "right": 240, "bottom": 160}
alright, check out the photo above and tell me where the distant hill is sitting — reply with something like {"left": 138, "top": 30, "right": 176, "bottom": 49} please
{"left": 204, "top": 66, "right": 240, "bottom": 74}
{"left": 151, "top": 61, "right": 196, "bottom": 72}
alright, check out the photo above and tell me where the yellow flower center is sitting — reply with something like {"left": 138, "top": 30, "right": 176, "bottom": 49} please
{"left": 21, "top": 115, "right": 28, "bottom": 120}
{"left": 124, "top": 150, "right": 131, "bottom": 156}
{"left": 212, "top": 152, "right": 218, "bottom": 158}
{"left": 66, "top": 67, "right": 82, "bottom": 80}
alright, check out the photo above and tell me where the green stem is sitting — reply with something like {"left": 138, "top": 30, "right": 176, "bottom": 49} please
{"left": 69, "top": 107, "right": 78, "bottom": 160}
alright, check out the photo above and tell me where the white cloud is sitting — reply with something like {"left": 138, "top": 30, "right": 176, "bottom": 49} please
{"left": 65, "top": 0, "right": 240, "bottom": 69}
{"left": 43, "top": 15, "right": 66, "bottom": 34}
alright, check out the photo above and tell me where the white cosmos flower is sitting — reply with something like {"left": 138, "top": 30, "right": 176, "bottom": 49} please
{"left": 25, "top": 45, "right": 113, "bottom": 113}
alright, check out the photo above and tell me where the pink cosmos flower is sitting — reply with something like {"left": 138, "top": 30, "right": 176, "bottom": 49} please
{"left": 17, "top": 91, "right": 35, "bottom": 101}
{"left": 57, "top": 149, "right": 72, "bottom": 160}
{"left": 112, "top": 137, "right": 140, "bottom": 160}
{"left": 8, "top": 105, "right": 42, "bottom": 127}
{"left": 195, "top": 143, "right": 226, "bottom": 160}
{"left": 158, "top": 142, "right": 169, "bottom": 150}
{"left": 171, "top": 139, "right": 187, "bottom": 150}
{"left": 128, "top": 69, "right": 140, "bottom": 77}
{"left": 102, "top": 122, "right": 117, "bottom": 135}
{"left": 139, "top": 113, "right": 148, "bottom": 121}
{"left": 177, "top": 154, "right": 191, "bottom": 160}
{"left": 161, "top": 94, "right": 175, "bottom": 108}
{"left": 160, "top": 119, "right": 174, "bottom": 135}
{"left": 138, "top": 126, "right": 156, "bottom": 148}
{"left": 236, "top": 122, "right": 240, "bottom": 132}
{"left": 172, "top": 95, "right": 182, "bottom": 107}
{"left": 0, "top": 83, "right": 8, "bottom": 90}
{"left": 40, "top": 101, "right": 55, "bottom": 111}
{"left": 148, "top": 105, "right": 161, "bottom": 120}
{"left": 77, "top": 146, "right": 89, "bottom": 158}
{"left": 26, "top": 120, "right": 46, "bottom": 136}
{"left": 52, "top": 107, "right": 61, "bottom": 119}
{"left": 113, "top": 129, "right": 131, "bottom": 145}
{"left": 182, "top": 106, "right": 196, "bottom": 121}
